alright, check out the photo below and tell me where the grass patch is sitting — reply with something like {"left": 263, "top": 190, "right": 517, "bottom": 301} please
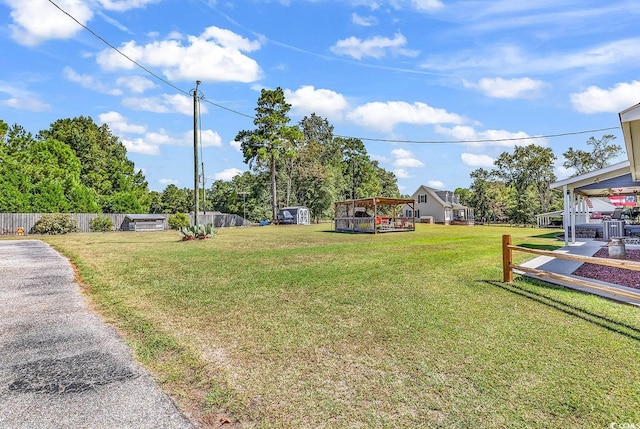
{"left": 43, "top": 224, "right": 640, "bottom": 428}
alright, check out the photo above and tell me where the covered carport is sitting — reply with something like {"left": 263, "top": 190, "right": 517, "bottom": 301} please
{"left": 551, "top": 103, "right": 640, "bottom": 246}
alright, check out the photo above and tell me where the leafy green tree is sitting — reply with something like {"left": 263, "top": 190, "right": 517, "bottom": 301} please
{"left": 494, "top": 144, "right": 556, "bottom": 225}
{"left": 101, "top": 191, "right": 144, "bottom": 213}
{"left": 292, "top": 114, "right": 341, "bottom": 221}
{"left": 454, "top": 187, "right": 473, "bottom": 207}
{"left": 373, "top": 161, "right": 399, "bottom": 198}
{"left": 31, "top": 178, "right": 69, "bottom": 213}
{"left": 208, "top": 171, "right": 272, "bottom": 222}
{"left": 337, "top": 137, "right": 381, "bottom": 200}
{"left": 0, "top": 148, "right": 31, "bottom": 212}
{"left": 25, "top": 138, "right": 99, "bottom": 212}
{"left": 161, "top": 184, "right": 191, "bottom": 214}
{"left": 468, "top": 168, "right": 497, "bottom": 224}
{"left": 562, "top": 134, "right": 622, "bottom": 175}
{"left": 235, "top": 87, "right": 301, "bottom": 221}
{"left": 147, "top": 191, "right": 164, "bottom": 214}
{"left": 0, "top": 120, "right": 8, "bottom": 141}
{"left": 4, "top": 124, "right": 34, "bottom": 153}
{"left": 39, "top": 116, "right": 148, "bottom": 212}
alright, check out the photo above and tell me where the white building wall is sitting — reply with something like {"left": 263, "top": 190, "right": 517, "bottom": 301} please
{"left": 410, "top": 188, "right": 448, "bottom": 223}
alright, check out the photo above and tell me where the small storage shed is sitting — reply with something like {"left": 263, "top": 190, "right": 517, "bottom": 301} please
{"left": 277, "top": 206, "right": 310, "bottom": 225}
{"left": 122, "top": 214, "right": 166, "bottom": 231}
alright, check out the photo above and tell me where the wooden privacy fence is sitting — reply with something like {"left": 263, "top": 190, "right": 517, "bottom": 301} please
{"left": 0, "top": 213, "right": 249, "bottom": 235}
{"left": 502, "top": 234, "right": 640, "bottom": 302}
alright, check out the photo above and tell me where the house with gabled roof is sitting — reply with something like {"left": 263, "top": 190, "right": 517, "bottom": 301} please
{"left": 406, "top": 185, "right": 474, "bottom": 225}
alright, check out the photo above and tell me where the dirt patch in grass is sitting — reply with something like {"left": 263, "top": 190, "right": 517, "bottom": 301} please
{"left": 573, "top": 248, "right": 640, "bottom": 289}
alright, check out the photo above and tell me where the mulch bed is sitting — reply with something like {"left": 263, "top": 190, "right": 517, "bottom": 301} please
{"left": 572, "top": 248, "right": 640, "bottom": 290}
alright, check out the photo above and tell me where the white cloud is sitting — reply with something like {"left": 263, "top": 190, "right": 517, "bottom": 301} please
{"left": 115, "top": 75, "right": 156, "bottom": 93}
{"left": 427, "top": 180, "right": 444, "bottom": 189}
{"left": 370, "top": 153, "right": 390, "bottom": 164}
{"left": 351, "top": 13, "right": 377, "bottom": 26}
{"left": 230, "top": 140, "right": 242, "bottom": 152}
{"left": 570, "top": 81, "right": 640, "bottom": 114}
{"left": 158, "top": 178, "right": 178, "bottom": 186}
{"left": 394, "top": 168, "right": 412, "bottom": 179}
{"left": 144, "top": 130, "right": 173, "bottom": 145}
{"left": 463, "top": 77, "right": 543, "bottom": 99}
{"left": 199, "top": 130, "right": 223, "bottom": 148}
{"left": 122, "top": 93, "right": 205, "bottom": 115}
{"left": 1, "top": 97, "right": 51, "bottom": 112}
{"left": 435, "top": 125, "right": 547, "bottom": 148}
{"left": 554, "top": 159, "right": 574, "bottom": 180}
{"left": 461, "top": 153, "right": 495, "bottom": 167}
{"left": 96, "top": 10, "right": 132, "bottom": 34}
{"left": 121, "top": 137, "right": 160, "bottom": 155}
{"left": 215, "top": 168, "right": 244, "bottom": 181}
{"left": 355, "top": 0, "right": 442, "bottom": 12}
{"left": 284, "top": 85, "right": 349, "bottom": 120}
{"left": 422, "top": 38, "right": 640, "bottom": 76}
{"left": 0, "top": 81, "right": 51, "bottom": 112}
{"left": 391, "top": 148, "right": 424, "bottom": 168}
{"left": 97, "top": 0, "right": 160, "bottom": 12}
{"left": 391, "top": 148, "right": 412, "bottom": 158}
{"left": 6, "top": 0, "right": 93, "bottom": 46}
{"left": 348, "top": 101, "right": 464, "bottom": 133}
{"left": 330, "top": 32, "right": 419, "bottom": 60}
{"left": 99, "top": 118, "right": 221, "bottom": 154}
{"left": 63, "top": 67, "right": 122, "bottom": 95}
{"left": 96, "top": 26, "right": 263, "bottom": 83}
{"left": 395, "top": 158, "right": 425, "bottom": 168}
{"left": 411, "top": 0, "right": 444, "bottom": 11}
{"left": 98, "top": 111, "right": 146, "bottom": 134}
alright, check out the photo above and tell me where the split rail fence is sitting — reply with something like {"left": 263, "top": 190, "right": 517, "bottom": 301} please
{"left": 502, "top": 234, "right": 640, "bottom": 302}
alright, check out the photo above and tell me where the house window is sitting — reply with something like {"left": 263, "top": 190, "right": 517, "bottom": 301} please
{"left": 406, "top": 210, "right": 413, "bottom": 218}
{"left": 418, "top": 194, "right": 427, "bottom": 203}
{"left": 416, "top": 210, "right": 420, "bottom": 218}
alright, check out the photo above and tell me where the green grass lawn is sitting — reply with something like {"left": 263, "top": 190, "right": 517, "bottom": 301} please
{"left": 42, "top": 224, "right": 640, "bottom": 428}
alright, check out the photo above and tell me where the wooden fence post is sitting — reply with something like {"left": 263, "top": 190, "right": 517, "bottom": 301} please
{"left": 502, "top": 234, "right": 513, "bottom": 282}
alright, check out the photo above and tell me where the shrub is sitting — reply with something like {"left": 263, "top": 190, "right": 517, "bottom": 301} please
{"left": 179, "top": 223, "right": 217, "bottom": 241}
{"left": 168, "top": 213, "right": 190, "bottom": 230}
{"left": 33, "top": 213, "right": 79, "bottom": 235}
{"left": 89, "top": 216, "right": 114, "bottom": 232}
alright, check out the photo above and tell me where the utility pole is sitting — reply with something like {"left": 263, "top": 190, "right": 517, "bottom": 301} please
{"left": 192, "top": 80, "right": 201, "bottom": 226}
{"left": 238, "top": 191, "right": 248, "bottom": 224}
{"left": 201, "top": 162, "right": 206, "bottom": 214}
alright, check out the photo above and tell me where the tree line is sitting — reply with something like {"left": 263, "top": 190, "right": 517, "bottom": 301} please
{"left": 0, "top": 86, "right": 622, "bottom": 225}
{"left": 147, "top": 89, "right": 401, "bottom": 222}
{"left": 0, "top": 117, "right": 148, "bottom": 214}
{"left": 458, "top": 134, "right": 621, "bottom": 225}
{"left": 0, "top": 88, "right": 400, "bottom": 221}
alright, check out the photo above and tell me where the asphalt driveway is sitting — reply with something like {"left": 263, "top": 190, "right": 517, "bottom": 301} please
{"left": 0, "top": 240, "right": 194, "bottom": 428}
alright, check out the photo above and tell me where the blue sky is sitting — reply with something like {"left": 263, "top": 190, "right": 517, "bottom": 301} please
{"left": 1, "top": 0, "right": 639, "bottom": 194}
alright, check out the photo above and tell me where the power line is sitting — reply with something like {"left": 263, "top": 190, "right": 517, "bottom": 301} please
{"left": 199, "top": 97, "right": 255, "bottom": 120}
{"left": 48, "top": 0, "right": 621, "bottom": 146}
{"left": 335, "top": 126, "right": 621, "bottom": 145}
{"left": 48, "top": 0, "right": 189, "bottom": 97}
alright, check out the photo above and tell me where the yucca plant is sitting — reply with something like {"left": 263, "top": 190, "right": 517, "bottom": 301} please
{"left": 179, "top": 223, "right": 216, "bottom": 241}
